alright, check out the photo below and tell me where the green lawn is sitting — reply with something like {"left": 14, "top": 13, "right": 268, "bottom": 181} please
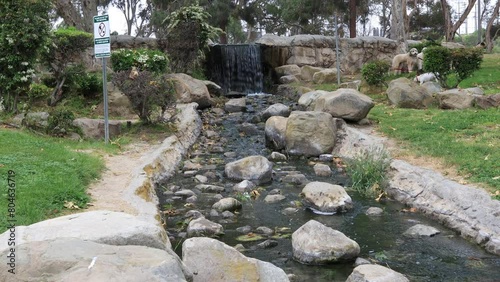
{"left": 0, "top": 129, "right": 105, "bottom": 232}
{"left": 364, "top": 53, "right": 500, "bottom": 194}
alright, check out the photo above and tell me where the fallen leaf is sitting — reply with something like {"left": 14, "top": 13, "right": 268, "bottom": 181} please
{"left": 63, "top": 201, "right": 80, "bottom": 210}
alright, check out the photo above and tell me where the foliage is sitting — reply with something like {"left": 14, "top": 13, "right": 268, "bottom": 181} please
{"left": 0, "top": 129, "right": 104, "bottom": 232}
{"left": 161, "top": 4, "right": 223, "bottom": 73}
{"left": 46, "top": 109, "right": 80, "bottom": 137}
{"left": 450, "top": 47, "right": 484, "bottom": 84}
{"left": 423, "top": 46, "right": 452, "bottom": 87}
{"left": 71, "top": 71, "right": 103, "bottom": 99}
{"left": 361, "top": 60, "right": 391, "bottom": 86}
{"left": 345, "top": 148, "right": 390, "bottom": 198}
{"left": 41, "top": 27, "right": 94, "bottom": 106}
{"left": 28, "top": 83, "right": 53, "bottom": 103}
{"left": 110, "top": 48, "right": 169, "bottom": 73}
{"left": 112, "top": 71, "right": 175, "bottom": 123}
{"left": 459, "top": 53, "right": 500, "bottom": 94}
{"left": 0, "top": 0, "right": 52, "bottom": 112}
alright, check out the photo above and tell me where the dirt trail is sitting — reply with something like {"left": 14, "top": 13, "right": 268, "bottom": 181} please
{"left": 85, "top": 141, "right": 159, "bottom": 215}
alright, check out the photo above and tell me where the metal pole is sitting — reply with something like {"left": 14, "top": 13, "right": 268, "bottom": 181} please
{"left": 102, "top": 57, "right": 109, "bottom": 144}
{"left": 334, "top": 14, "right": 341, "bottom": 85}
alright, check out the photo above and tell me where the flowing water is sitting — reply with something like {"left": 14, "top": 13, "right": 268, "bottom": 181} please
{"left": 157, "top": 94, "right": 500, "bottom": 281}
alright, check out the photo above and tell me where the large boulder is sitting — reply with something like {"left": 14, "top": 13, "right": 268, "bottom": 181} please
{"left": 436, "top": 89, "right": 475, "bottom": 109}
{"left": 265, "top": 116, "right": 288, "bottom": 150}
{"left": 261, "top": 103, "right": 291, "bottom": 120}
{"left": 167, "top": 73, "right": 214, "bottom": 109}
{"left": 474, "top": 94, "right": 500, "bottom": 109}
{"left": 0, "top": 238, "right": 189, "bottom": 281}
{"left": 73, "top": 118, "right": 122, "bottom": 139}
{"left": 346, "top": 264, "right": 409, "bottom": 282}
{"left": 300, "top": 181, "right": 353, "bottom": 214}
{"left": 275, "top": 64, "right": 301, "bottom": 77}
{"left": 300, "top": 65, "right": 324, "bottom": 81}
{"left": 187, "top": 217, "right": 224, "bottom": 237}
{"left": 182, "top": 237, "right": 289, "bottom": 282}
{"left": 314, "top": 88, "right": 374, "bottom": 121}
{"left": 225, "top": 155, "right": 273, "bottom": 184}
{"left": 386, "top": 78, "right": 435, "bottom": 108}
{"left": 285, "top": 111, "right": 336, "bottom": 156}
{"left": 292, "top": 220, "right": 360, "bottom": 264}
{"left": 297, "top": 90, "right": 329, "bottom": 110}
{"left": 312, "top": 68, "right": 338, "bottom": 84}
{"left": 225, "top": 97, "right": 247, "bottom": 113}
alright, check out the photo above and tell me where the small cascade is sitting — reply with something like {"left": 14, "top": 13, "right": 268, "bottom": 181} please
{"left": 206, "top": 44, "right": 263, "bottom": 96}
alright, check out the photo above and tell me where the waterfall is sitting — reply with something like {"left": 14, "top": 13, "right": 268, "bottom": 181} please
{"left": 206, "top": 44, "right": 264, "bottom": 96}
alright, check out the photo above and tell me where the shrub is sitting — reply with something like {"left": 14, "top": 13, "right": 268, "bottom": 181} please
{"left": 46, "top": 109, "right": 79, "bottom": 137}
{"left": 72, "top": 71, "right": 103, "bottom": 99}
{"left": 110, "top": 49, "right": 169, "bottom": 73}
{"left": 112, "top": 71, "right": 175, "bottom": 123}
{"left": 450, "top": 47, "right": 483, "bottom": 83}
{"left": 28, "top": 83, "right": 53, "bottom": 102}
{"left": 345, "top": 148, "right": 390, "bottom": 198}
{"left": 423, "top": 46, "right": 452, "bottom": 87}
{"left": 361, "top": 60, "right": 391, "bottom": 86}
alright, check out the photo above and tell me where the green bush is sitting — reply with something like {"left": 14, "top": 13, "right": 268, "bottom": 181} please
{"left": 110, "top": 49, "right": 169, "bottom": 73}
{"left": 345, "top": 148, "right": 390, "bottom": 198}
{"left": 451, "top": 47, "right": 483, "bottom": 83}
{"left": 423, "top": 46, "right": 451, "bottom": 87}
{"left": 361, "top": 60, "right": 391, "bottom": 86}
{"left": 46, "top": 109, "right": 79, "bottom": 137}
{"left": 28, "top": 83, "right": 53, "bottom": 102}
{"left": 112, "top": 71, "right": 175, "bottom": 123}
{"left": 72, "top": 71, "right": 103, "bottom": 99}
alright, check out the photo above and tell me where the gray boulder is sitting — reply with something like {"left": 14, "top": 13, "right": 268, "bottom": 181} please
{"left": 225, "top": 97, "right": 247, "bottom": 113}
{"left": 312, "top": 68, "right": 338, "bottom": 84}
{"left": 346, "top": 264, "right": 409, "bottom": 282}
{"left": 73, "top": 118, "right": 122, "bottom": 139}
{"left": 292, "top": 220, "right": 360, "bottom": 264}
{"left": 314, "top": 88, "right": 374, "bottom": 121}
{"left": 285, "top": 111, "right": 336, "bottom": 157}
{"left": 0, "top": 238, "right": 189, "bottom": 281}
{"left": 297, "top": 90, "right": 329, "bottom": 110}
{"left": 168, "top": 73, "right": 214, "bottom": 109}
{"left": 437, "top": 89, "right": 475, "bottom": 109}
{"left": 387, "top": 78, "right": 435, "bottom": 108}
{"left": 187, "top": 217, "right": 224, "bottom": 237}
{"left": 474, "top": 94, "right": 500, "bottom": 109}
{"left": 212, "top": 197, "right": 243, "bottom": 212}
{"left": 261, "top": 103, "right": 291, "bottom": 120}
{"left": 225, "top": 155, "right": 273, "bottom": 184}
{"left": 403, "top": 224, "right": 440, "bottom": 238}
{"left": 301, "top": 181, "right": 353, "bottom": 214}
{"left": 279, "top": 75, "right": 300, "bottom": 84}
{"left": 275, "top": 64, "right": 302, "bottom": 77}
{"left": 182, "top": 237, "right": 289, "bottom": 282}
{"left": 265, "top": 116, "right": 288, "bottom": 150}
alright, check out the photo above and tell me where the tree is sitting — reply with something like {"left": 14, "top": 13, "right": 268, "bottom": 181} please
{"left": 112, "top": 0, "right": 152, "bottom": 36}
{"left": 391, "top": 0, "right": 408, "bottom": 52}
{"left": 485, "top": 0, "right": 500, "bottom": 52}
{"left": 53, "top": 0, "right": 112, "bottom": 32}
{"left": 0, "top": 0, "right": 52, "bottom": 113}
{"left": 440, "top": 0, "right": 477, "bottom": 41}
{"left": 349, "top": 0, "right": 357, "bottom": 37}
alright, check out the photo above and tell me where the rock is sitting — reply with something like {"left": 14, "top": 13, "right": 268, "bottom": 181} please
{"left": 314, "top": 88, "right": 374, "bottom": 122}
{"left": 261, "top": 103, "right": 291, "bottom": 120}
{"left": 282, "top": 207, "right": 299, "bottom": 215}
{"left": 319, "top": 154, "right": 334, "bottom": 162}
{"left": 365, "top": 207, "right": 384, "bottom": 216}
{"left": 221, "top": 211, "right": 235, "bottom": 218}
{"left": 236, "top": 225, "right": 253, "bottom": 234}
{"left": 421, "top": 81, "right": 442, "bottom": 94}
{"left": 275, "top": 64, "right": 301, "bottom": 76}
{"left": 187, "top": 217, "right": 224, "bottom": 237}
{"left": 73, "top": 118, "right": 122, "bottom": 139}
{"left": 264, "top": 194, "right": 286, "bottom": 203}
{"left": 195, "top": 184, "right": 225, "bottom": 193}
{"left": 386, "top": 78, "right": 435, "bottom": 109}
{"left": 313, "top": 163, "right": 332, "bottom": 177}
{"left": 312, "top": 68, "right": 338, "bottom": 84}
{"left": 265, "top": 116, "right": 288, "bottom": 150}
{"left": 292, "top": 220, "right": 360, "bottom": 264}
{"left": 301, "top": 181, "right": 353, "bottom": 214}
{"left": 185, "top": 210, "right": 204, "bottom": 219}
{"left": 0, "top": 238, "right": 189, "bottom": 281}
{"left": 225, "top": 97, "right": 247, "bottom": 112}
{"left": 474, "top": 94, "right": 500, "bottom": 109}
{"left": 203, "top": 80, "right": 224, "bottom": 97}
{"left": 175, "top": 189, "right": 196, "bottom": 197}
{"left": 297, "top": 90, "right": 329, "bottom": 110}
{"left": 437, "top": 89, "right": 475, "bottom": 109}
{"left": 225, "top": 155, "right": 273, "bottom": 184}
{"left": 279, "top": 75, "right": 300, "bottom": 84}
{"left": 212, "top": 197, "right": 242, "bottom": 212}
{"left": 12, "top": 111, "right": 49, "bottom": 129}
{"left": 340, "top": 80, "right": 361, "bottom": 91}
{"left": 0, "top": 211, "right": 171, "bottom": 252}
{"left": 281, "top": 173, "right": 309, "bottom": 185}
{"left": 256, "top": 226, "right": 275, "bottom": 236}
{"left": 233, "top": 180, "right": 256, "bottom": 193}
{"left": 285, "top": 111, "right": 336, "bottom": 157}
{"left": 168, "top": 73, "right": 214, "bottom": 109}
{"left": 238, "top": 122, "right": 260, "bottom": 135}
{"left": 182, "top": 237, "right": 289, "bottom": 282}
{"left": 346, "top": 264, "right": 409, "bottom": 282}
{"left": 255, "top": 239, "right": 278, "bottom": 249}
{"left": 403, "top": 224, "right": 440, "bottom": 238}
{"left": 269, "top": 152, "right": 287, "bottom": 161}
{"left": 194, "top": 174, "right": 208, "bottom": 183}
{"left": 353, "top": 257, "right": 372, "bottom": 267}
{"left": 300, "top": 65, "right": 324, "bottom": 81}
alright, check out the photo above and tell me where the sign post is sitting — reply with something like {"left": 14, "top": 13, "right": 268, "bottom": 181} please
{"left": 93, "top": 15, "right": 111, "bottom": 144}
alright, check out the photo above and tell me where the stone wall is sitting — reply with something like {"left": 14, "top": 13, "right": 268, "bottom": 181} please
{"left": 256, "top": 34, "right": 413, "bottom": 75}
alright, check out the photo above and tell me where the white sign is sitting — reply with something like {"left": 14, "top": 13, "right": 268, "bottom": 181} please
{"left": 93, "top": 15, "right": 110, "bottom": 58}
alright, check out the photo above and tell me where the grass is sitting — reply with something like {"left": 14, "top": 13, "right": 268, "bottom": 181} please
{"left": 364, "top": 53, "right": 500, "bottom": 194}
{"left": 0, "top": 129, "right": 106, "bottom": 232}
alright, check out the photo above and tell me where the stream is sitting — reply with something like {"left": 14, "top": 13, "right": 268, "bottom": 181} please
{"left": 157, "top": 94, "right": 500, "bottom": 281}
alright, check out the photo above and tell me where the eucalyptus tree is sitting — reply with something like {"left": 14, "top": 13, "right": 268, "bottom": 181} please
{"left": 53, "top": 0, "right": 113, "bottom": 32}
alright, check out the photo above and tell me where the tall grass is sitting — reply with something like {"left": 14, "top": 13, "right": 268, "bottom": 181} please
{"left": 345, "top": 148, "right": 391, "bottom": 198}
{"left": 0, "top": 129, "right": 104, "bottom": 232}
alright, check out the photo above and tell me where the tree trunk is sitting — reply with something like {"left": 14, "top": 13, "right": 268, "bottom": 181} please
{"left": 55, "top": 0, "right": 86, "bottom": 31}
{"left": 441, "top": 0, "right": 477, "bottom": 41}
{"left": 349, "top": 0, "right": 356, "bottom": 38}
{"left": 485, "top": 0, "right": 500, "bottom": 52}
{"left": 391, "top": 0, "right": 407, "bottom": 52}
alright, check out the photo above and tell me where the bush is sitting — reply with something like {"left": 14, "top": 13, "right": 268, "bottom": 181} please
{"left": 28, "top": 83, "right": 53, "bottom": 102}
{"left": 112, "top": 71, "right": 175, "bottom": 123}
{"left": 46, "top": 109, "right": 79, "bottom": 137}
{"left": 72, "top": 71, "right": 103, "bottom": 99}
{"left": 423, "top": 46, "right": 452, "bottom": 87}
{"left": 110, "top": 49, "right": 169, "bottom": 73}
{"left": 345, "top": 148, "right": 390, "bottom": 198}
{"left": 451, "top": 47, "right": 483, "bottom": 83}
{"left": 361, "top": 60, "right": 391, "bottom": 86}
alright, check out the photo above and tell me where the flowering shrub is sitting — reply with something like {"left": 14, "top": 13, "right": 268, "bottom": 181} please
{"left": 111, "top": 49, "right": 169, "bottom": 73}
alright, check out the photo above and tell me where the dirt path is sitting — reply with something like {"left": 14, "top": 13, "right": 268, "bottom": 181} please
{"left": 85, "top": 141, "right": 159, "bottom": 215}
